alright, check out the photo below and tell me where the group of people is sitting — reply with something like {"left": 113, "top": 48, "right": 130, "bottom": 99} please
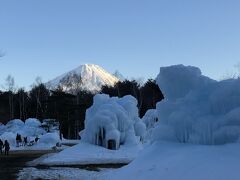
{"left": 0, "top": 134, "right": 41, "bottom": 156}
{"left": 16, "top": 133, "right": 28, "bottom": 147}
{"left": 0, "top": 139, "right": 10, "bottom": 155}
{"left": 16, "top": 133, "right": 40, "bottom": 147}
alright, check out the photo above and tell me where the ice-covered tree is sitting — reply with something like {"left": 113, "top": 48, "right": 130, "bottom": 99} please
{"left": 81, "top": 94, "right": 146, "bottom": 149}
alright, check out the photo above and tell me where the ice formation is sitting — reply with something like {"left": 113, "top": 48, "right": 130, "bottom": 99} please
{"left": 0, "top": 118, "right": 59, "bottom": 147}
{"left": 142, "top": 109, "right": 159, "bottom": 130}
{"left": 25, "top": 118, "right": 42, "bottom": 127}
{"left": 38, "top": 132, "right": 60, "bottom": 145}
{"left": 0, "top": 123, "right": 5, "bottom": 135}
{"left": 154, "top": 64, "right": 240, "bottom": 144}
{"left": 0, "top": 132, "right": 16, "bottom": 147}
{"left": 80, "top": 94, "right": 146, "bottom": 149}
{"left": 142, "top": 109, "right": 159, "bottom": 142}
{"left": 5, "top": 119, "right": 25, "bottom": 133}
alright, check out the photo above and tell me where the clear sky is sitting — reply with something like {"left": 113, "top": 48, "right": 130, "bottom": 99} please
{"left": 1, "top": 0, "right": 240, "bottom": 89}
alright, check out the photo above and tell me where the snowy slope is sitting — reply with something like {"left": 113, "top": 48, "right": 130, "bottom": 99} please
{"left": 104, "top": 142, "right": 240, "bottom": 180}
{"left": 39, "top": 142, "right": 142, "bottom": 165}
{"left": 46, "top": 64, "right": 119, "bottom": 93}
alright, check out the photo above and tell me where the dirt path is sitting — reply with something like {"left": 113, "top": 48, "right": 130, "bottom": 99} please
{"left": 0, "top": 150, "right": 53, "bottom": 180}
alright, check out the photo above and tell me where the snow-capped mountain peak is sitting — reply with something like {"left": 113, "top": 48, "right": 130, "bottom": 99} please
{"left": 47, "top": 64, "right": 119, "bottom": 93}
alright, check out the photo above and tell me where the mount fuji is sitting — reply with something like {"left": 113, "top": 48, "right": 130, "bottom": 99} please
{"left": 46, "top": 64, "right": 120, "bottom": 93}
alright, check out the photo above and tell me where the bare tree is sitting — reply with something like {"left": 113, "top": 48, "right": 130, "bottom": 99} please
{"left": 31, "top": 77, "right": 42, "bottom": 118}
{"left": 234, "top": 63, "right": 240, "bottom": 78}
{"left": 5, "top": 75, "right": 15, "bottom": 119}
{"left": 220, "top": 63, "right": 240, "bottom": 80}
{"left": 17, "top": 88, "right": 27, "bottom": 120}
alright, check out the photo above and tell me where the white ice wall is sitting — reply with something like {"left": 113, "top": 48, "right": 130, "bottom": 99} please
{"left": 154, "top": 64, "right": 240, "bottom": 144}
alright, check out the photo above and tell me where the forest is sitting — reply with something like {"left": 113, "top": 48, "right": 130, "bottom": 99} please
{"left": 0, "top": 77, "right": 164, "bottom": 139}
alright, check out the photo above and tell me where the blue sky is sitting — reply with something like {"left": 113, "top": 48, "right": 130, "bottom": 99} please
{"left": 1, "top": 0, "right": 240, "bottom": 88}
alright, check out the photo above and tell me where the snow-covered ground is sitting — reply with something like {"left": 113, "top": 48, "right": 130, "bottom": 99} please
{"left": 37, "top": 142, "right": 142, "bottom": 165}
{"left": 18, "top": 167, "right": 110, "bottom": 180}
{"left": 102, "top": 142, "right": 240, "bottom": 180}
{"left": 18, "top": 142, "right": 240, "bottom": 180}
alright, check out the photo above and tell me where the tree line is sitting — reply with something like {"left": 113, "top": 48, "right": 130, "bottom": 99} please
{"left": 0, "top": 77, "right": 164, "bottom": 139}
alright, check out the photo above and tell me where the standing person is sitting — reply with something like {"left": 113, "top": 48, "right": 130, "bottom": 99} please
{"left": 19, "top": 134, "right": 22, "bottom": 146}
{"left": 16, "top": 134, "right": 19, "bottom": 147}
{"left": 24, "top": 137, "right": 28, "bottom": 146}
{"left": 23, "top": 137, "right": 26, "bottom": 146}
{"left": 35, "top": 136, "right": 39, "bottom": 143}
{"left": 3, "top": 140, "right": 10, "bottom": 155}
{"left": 0, "top": 139, "right": 3, "bottom": 154}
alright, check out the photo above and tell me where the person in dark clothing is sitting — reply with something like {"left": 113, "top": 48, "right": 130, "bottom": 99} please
{"left": 16, "top": 134, "right": 20, "bottom": 147}
{"left": 35, "top": 136, "right": 39, "bottom": 143}
{"left": 0, "top": 139, "right": 3, "bottom": 154}
{"left": 19, "top": 134, "right": 22, "bottom": 146}
{"left": 3, "top": 140, "right": 10, "bottom": 155}
{"left": 24, "top": 137, "right": 28, "bottom": 146}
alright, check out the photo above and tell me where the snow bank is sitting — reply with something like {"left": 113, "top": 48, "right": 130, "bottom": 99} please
{"left": 105, "top": 142, "right": 240, "bottom": 180}
{"left": 142, "top": 109, "right": 158, "bottom": 130}
{"left": 155, "top": 64, "right": 240, "bottom": 144}
{"left": 0, "top": 118, "right": 60, "bottom": 149}
{"left": 25, "top": 118, "right": 42, "bottom": 127}
{"left": 142, "top": 109, "right": 159, "bottom": 142}
{"left": 7, "top": 119, "right": 25, "bottom": 127}
{"left": 16, "top": 127, "right": 46, "bottom": 138}
{"left": 0, "top": 123, "right": 6, "bottom": 135}
{"left": 40, "top": 142, "right": 142, "bottom": 165}
{"left": 134, "top": 120, "right": 146, "bottom": 139}
{"left": 20, "top": 119, "right": 46, "bottom": 137}
{"left": 38, "top": 132, "right": 60, "bottom": 145}
{"left": 5, "top": 119, "right": 25, "bottom": 133}
{"left": 1, "top": 118, "right": 47, "bottom": 137}
{"left": 0, "top": 132, "right": 16, "bottom": 147}
{"left": 81, "top": 94, "right": 146, "bottom": 149}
